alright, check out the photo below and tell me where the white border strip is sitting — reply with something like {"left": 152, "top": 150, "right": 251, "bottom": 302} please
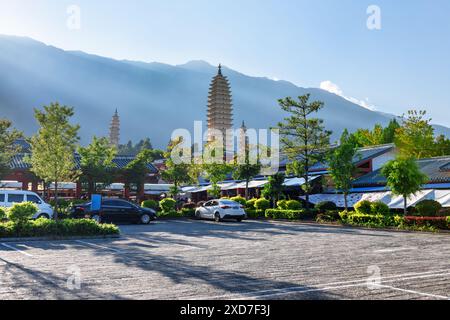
{"left": 1, "top": 243, "right": 33, "bottom": 257}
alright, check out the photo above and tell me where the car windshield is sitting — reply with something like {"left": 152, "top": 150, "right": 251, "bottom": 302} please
{"left": 220, "top": 200, "right": 239, "bottom": 205}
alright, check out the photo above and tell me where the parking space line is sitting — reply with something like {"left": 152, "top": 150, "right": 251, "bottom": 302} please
{"left": 373, "top": 247, "right": 418, "bottom": 253}
{"left": 75, "top": 240, "right": 123, "bottom": 253}
{"left": 373, "top": 284, "right": 449, "bottom": 300}
{"left": 0, "top": 243, "right": 33, "bottom": 257}
{"left": 194, "top": 269, "right": 450, "bottom": 300}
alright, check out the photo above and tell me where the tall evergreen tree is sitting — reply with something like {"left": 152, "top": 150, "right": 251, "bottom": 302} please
{"left": 277, "top": 94, "right": 331, "bottom": 209}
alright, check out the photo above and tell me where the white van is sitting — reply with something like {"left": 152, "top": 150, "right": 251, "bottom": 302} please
{"left": 0, "top": 190, "right": 54, "bottom": 219}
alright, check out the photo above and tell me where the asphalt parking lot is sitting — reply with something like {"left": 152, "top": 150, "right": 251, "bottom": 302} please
{"left": 0, "top": 219, "right": 449, "bottom": 300}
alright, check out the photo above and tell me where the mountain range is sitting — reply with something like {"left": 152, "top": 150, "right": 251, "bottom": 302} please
{"left": 0, "top": 34, "right": 448, "bottom": 148}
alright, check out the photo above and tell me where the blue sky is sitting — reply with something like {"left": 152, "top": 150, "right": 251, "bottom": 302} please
{"left": 1, "top": 0, "right": 449, "bottom": 126}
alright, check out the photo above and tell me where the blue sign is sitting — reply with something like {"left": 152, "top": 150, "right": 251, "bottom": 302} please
{"left": 91, "top": 194, "right": 102, "bottom": 211}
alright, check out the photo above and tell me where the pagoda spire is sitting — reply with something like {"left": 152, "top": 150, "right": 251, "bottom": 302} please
{"left": 207, "top": 65, "right": 233, "bottom": 155}
{"left": 109, "top": 109, "right": 120, "bottom": 148}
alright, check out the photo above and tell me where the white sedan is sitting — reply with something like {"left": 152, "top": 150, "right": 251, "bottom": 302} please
{"left": 195, "top": 199, "right": 247, "bottom": 222}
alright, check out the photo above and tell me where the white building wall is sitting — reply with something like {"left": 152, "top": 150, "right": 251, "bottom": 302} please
{"left": 371, "top": 149, "right": 397, "bottom": 171}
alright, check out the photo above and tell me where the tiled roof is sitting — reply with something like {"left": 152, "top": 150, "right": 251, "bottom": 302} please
{"left": 280, "top": 144, "right": 395, "bottom": 171}
{"left": 13, "top": 139, "right": 31, "bottom": 153}
{"left": 353, "top": 156, "right": 450, "bottom": 186}
{"left": 10, "top": 153, "right": 158, "bottom": 173}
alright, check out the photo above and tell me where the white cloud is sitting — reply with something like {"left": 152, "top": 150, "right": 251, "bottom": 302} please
{"left": 319, "top": 80, "right": 376, "bottom": 111}
{"left": 320, "top": 80, "right": 343, "bottom": 96}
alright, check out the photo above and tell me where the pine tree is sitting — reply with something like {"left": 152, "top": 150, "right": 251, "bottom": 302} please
{"left": 277, "top": 94, "right": 331, "bottom": 209}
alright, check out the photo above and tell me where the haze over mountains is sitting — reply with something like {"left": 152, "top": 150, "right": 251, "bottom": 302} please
{"left": 0, "top": 35, "right": 448, "bottom": 148}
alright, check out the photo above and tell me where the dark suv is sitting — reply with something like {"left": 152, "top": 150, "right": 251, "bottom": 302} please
{"left": 70, "top": 198, "right": 157, "bottom": 224}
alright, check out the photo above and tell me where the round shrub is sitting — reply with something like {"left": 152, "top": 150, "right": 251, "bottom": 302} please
{"left": 255, "top": 198, "right": 270, "bottom": 211}
{"left": 159, "top": 198, "right": 177, "bottom": 213}
{"left": 277, "top": 199, "right": 288, "bottom": 210}
{"left": 141, "top": 199, "right": 159, "bottom": 210}
{"left": 354, "top": 200, "right": 372, "bottom": 215}
{"left": 182, "top": 202, "right": 197, "bottom": 209}
{"left": 370, "top": 201, "right": 390, "bottom": 215}
{"left": 230, "top": 196, "right": 246, "bottom": 206}
{"left": 7, "top": 202, "right": 38, "bottom": 223}
{"left": 0, "top": 207, "right": 7, "bottom": 220}
{"left": 415, "top": 200, "right": 443, "bottom": 217}
{"left": 246, "top": 198, "right": 258, "bottom": 209}
{"left": 285, "top": 200, "right": 302, "bottom": 210}
{"left": 315, "top": 201, "right": 337, "bottom": 213}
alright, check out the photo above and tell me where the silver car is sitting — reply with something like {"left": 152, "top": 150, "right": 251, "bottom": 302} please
{"left": 195, "top": 199, "right": 247, "bottom": 222}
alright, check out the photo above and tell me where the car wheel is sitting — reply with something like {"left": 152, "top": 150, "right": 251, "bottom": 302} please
{"left": 214, "top": 213, "right": 221, "bottom": 222}
{"left": 37, "top": 213, "right": 50, "bottom": 220}
{"left": 195, "top": 211, "right": 201, "bottom": 220}
{"left": 92, "top": 214, "right": 101, "bottom": 223}
{"left": 236, "top": 218, "right": 242, "bottom": 222}
{"left": 140, "top": 214, "right": 151, "bottom": 225}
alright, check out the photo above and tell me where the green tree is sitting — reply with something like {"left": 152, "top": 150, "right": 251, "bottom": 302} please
{"left": 78, "top": 136, "right": 117, "bottom": 196}
{"left": 161, "top": 137, "right": 192, "bottom": 198}
{"left": 123, "top": 148, "right": 160, "bottom": 200}
{"left": 395, "top": 110, "right": 436, "bottom": 158}
{"left": 262, "top": 173, "right": 285, "bottom": 207}
{"left": 327, "top": 129, "right": 359, "bottom": 210}
{"left": 382, "top": 119, "right": 401, "bottom": 144}
{"left": 28, "top": 103, "right": 80, "bottom": 219}
{"left": 232, "top": 148, "right": 262, "bottom": 200}
{"left": 381, "top": 157, "right": 428, "bottom": 215}
{"left": 277, "top": 94, "right": 331, "bottom": 209}
{"left": 433, "top": 134, "right": 450, "bottom": 156}
{"left": 350, "top": 119, "right": 400, "bottom": 147}
{"left": 0, "top": 119, "right": 22, "bottom": 179}
{"left": 203, "top": 163, "right": 233, "bottom": 198}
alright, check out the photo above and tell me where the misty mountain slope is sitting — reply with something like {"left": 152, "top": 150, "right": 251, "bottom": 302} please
{"left": 0, "top": 35, "right": 448, "bottom": 148}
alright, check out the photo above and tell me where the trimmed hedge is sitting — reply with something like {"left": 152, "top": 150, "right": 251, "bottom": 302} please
{"left": 0, "top": 219, "right": 119, "bottom": 238}
{"left": 7, "top": 202, "right": 38, "bottom": 223}
{"left": 159, "top": 198, "right": 177, "bottom": 213}
{"left": 265, "top": 209, "right": 315, "bottom": 220}
{"left": 141, "top": 199, "right": 159, "bottom": 210}
{"left": 255, "top": 198, "right": 270, "bottom": 211}
{"left": 370, "top": 201, "right": 390, "bottom": 215}
{"left": 404, "top": 216, "right": 449, "bottom": 229}
{"left": 230, "top": 196, "right": 246, "bottom": 206}
{"left": 246, "top": 198, "right": 258, "bottom": 209}
{"left": 0, "top": 207, "right": 6, "bottom": 220}
{"left": 285, "top": 200, "right": 302, "bottom": 210}
{"left": 245, "top": 209, "right": 265, "bottom": 219}
{"left": 315, "top": 201, "right": 337, "bottom": 213}
{"left": 354, "top": 200, "right": 372, "bottom": 215}
{"left": 277, "top": 200, "right": 288, "bottom": 210}
{"left": 415, "top": 200, "right": 442, "bottom": 217}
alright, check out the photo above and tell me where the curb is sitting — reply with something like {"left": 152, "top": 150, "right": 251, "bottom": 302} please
{"left": 246, "top": 218, "right": 450, "bottom": 235}
{"left": 0, "top": 234, "right": 121, "bottom": 243}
